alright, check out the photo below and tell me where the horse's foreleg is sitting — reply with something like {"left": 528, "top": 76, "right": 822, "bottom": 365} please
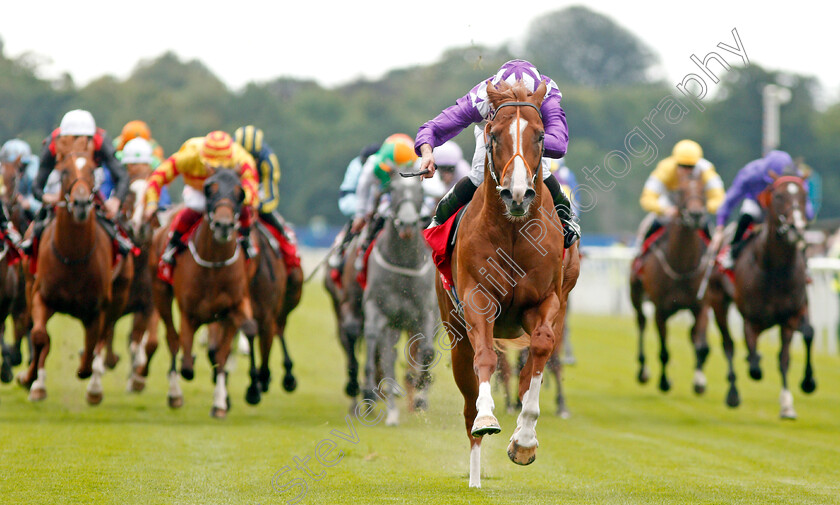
{"left": 630, "top": 278, "right": 649, "bottom": 383}
{"left": 654, "top": 309, "right": 672, "bottom": 392}
{"left": 744, "top": 322, "right": 762, "bottom": 381}
{"left": 799, "top": 313, "right": 816, "bottom": 394}
{"left": 379, "top": 326, "right": 401, "bottom": 426}
{"left": 494, "top": 348, "right": 513, "bottom": 414}
{"left": 449, "top": 320, "right": 483, "bottom": 488}
{"left": 361, "top": 302, "right": 386, "bottom": 405}
{"left": 691, "top": 306, "right": 710, "bottom": 395}
{"left": 407, "top": 316, "right": 436, "bottom": 412}
{"left": 211, "top": 320, "right": 236, "bottom": 418}
{"left": 84, "top": 313, "right": 106, "bottom": 405}
{"left": 178, "top": 316, "right": 197, "bottom": 381}
{"left": 256, "top": 318, "right": 274, "bottom": 394}
{"left": 714, "top": 298, "right": 739, "bottom": 407}
{"left": 21, "top": 292, "right": 53, "bottom": 401}
{"left": 463, "top": 304, "right": 499, "bottom": 439}
{"left": 778, "top": 325, "right": 796, "bottom": 419}
{"left": 510, "top": 293, "right": 561, "bottom": 466}
{"left": 276, "top": 317, "right": 297, "bottom": 393}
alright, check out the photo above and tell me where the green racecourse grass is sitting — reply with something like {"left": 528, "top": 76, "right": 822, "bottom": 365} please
{"left": 1, "top": 285, "right": 839, "bottom": 505}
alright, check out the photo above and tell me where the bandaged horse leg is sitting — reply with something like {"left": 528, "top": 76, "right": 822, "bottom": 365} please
{"left": 509, "top": 292, "right": 561, "bottom": 466}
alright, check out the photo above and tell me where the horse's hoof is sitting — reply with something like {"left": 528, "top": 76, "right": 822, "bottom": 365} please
{"left": 556, "top": 405, "right": 571, "bottom": 419}
{"left": 282, "top": 374, "right": 297, "bottom": 392}
{"left": 471, "top": 415, "right": 501, "bottom": 437}
{"left": 345, "top": 381, "right": 360, "bottom": 398}
{"left": 16, "top": 371, "right": 32, "bottom": 389}
{"left": 780, "top": 408, "right": 797, "bottom": 420}
{"left": 181, "top": 367, "right": 194, "bottom": 381}
{"left": 105, "top": 353, "right": 120, "bottom": 370}
{"left": 413, "top": 396, "right": 428, "bottom": 412}
{"left": 127, "top": 375, "right": 146, "bottom": 393}
{"left": 362, "top": 389, "right": 377, "bottom": 404}
{"left": 77, "top": 367, "right": 92, "bottom": 380}
{"left": 28, "top": 388, "right": 47, "bottom": 402}
{"left": 726, "top": 387, "right": 741, "bottom": 408}
{"left": 245, "top": 384, "right": 262, "bottom": 405}
{"left": 693, "top": 382, "right": 706, "bottom": 395}
{"left": 257, "top": 369, "right": 271, "bottom": 393}
{"left": 507, "top": 439, "right": 537, "bottom": 466}
{"left": 211, "top": 407, "right": 227, "bottom": 419}
{"left": 168, "top": 395, "right": 184, "bottom": 409}
{"left": 86, "top": 391, "right": 103, "bottom": 405}
{"left": 749, "top": 367, "right": 762, "bottom": 381}
{"left": 801, "top": 376, "right": 816, "bottom": 394}
{"left": 637, "top": 367, "right": 650, "bottom": 384}
{"left": 658, "top": 376, "right": 671, "bottom": 392}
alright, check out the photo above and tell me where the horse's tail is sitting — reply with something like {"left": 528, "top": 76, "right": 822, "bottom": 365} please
{"left": 495, "top": 334, "right": 530, "bottom": 352}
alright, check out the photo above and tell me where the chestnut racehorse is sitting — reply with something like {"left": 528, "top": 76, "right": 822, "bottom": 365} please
{"left": 151, "top": 169, "right": 257, "bottom": 418}
{"left": 436, "top": 80, "right": 580, "bottom": 487}
{"left": 629, "top": 170, "right": 711, "bottom": 394}
{"left": 19, "top": 136, "right": 133, "bottom": 404}
{"left": 706, "top": 174, "right": 816, "bottom": 418}
{"left": 0, "top": 156, "right": 28, "bottom": 380}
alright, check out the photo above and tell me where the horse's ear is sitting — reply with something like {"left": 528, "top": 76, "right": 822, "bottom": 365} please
{"left": 205, "top": 182, "right": 217, "bottom": 199}
{"left": 486, "top": 80, "right": 511, "bottom": 109}
{"left": 532, "top": 80, "right": 547, "bottom": 106}
{"left": 236, "top": 186, "right": 245, "bottom": 205}
{"left": 13, "top": 154, "right": 22, "bottom": 166}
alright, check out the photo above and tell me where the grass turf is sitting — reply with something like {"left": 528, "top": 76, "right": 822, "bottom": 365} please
{"left": 1, "top": 285, "right": 838, "bottom": 504}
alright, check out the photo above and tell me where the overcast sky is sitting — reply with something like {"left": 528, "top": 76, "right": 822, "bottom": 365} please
{"left": 1, "top": 1, "right": 837, "bottom": 103}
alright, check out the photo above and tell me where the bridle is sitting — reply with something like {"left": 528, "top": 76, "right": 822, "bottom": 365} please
{"left": 767, "top": 175, "right": 807, "bottom": 241}
{"left": 484, "top": 101, "right": 544, "bottom": 191}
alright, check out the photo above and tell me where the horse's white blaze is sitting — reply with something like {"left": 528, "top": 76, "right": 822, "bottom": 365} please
{"left": 213, "top": 372, "right": 227, "bottom": 410}
{"left": 786, "top": 183, "right": 800, "bottom": 195}
{"left": 475, "top": 381, "right": 494, "bottom": 419}
{"left": 129, "top": 179, "right": 147, "bottom": 232}
{"left": 74, "top": 157, "right": 87, "bottom": 171}
{"left": 31, "top": 368, "right": 46, "bottom": 391}
{"left": 87, "top": 354, "right": 105, "bottom": 395}
{"left": 793, "top": 208, "right": 806, "bottom": 231}
{"left": 168, "top": 370, "right": 182, "bottom": 398}
{"left": 509, "top": 119, "right": 529, "bottom": 203}
{"left": 469, "top": 444, "right": 481, "bottom": 488}
{"left": 512, "top": 374, "right": 542, "bottom": 448}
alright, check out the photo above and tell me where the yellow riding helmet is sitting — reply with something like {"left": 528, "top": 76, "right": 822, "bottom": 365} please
{"left": 200, "top": 131, "right": 235, "bottom": 167}
{"left": 672, "top": 139, "right": 703, "bottom": 166}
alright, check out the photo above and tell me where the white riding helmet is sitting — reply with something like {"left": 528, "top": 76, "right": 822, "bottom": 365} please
{"left": 59, "top": 109, "right": 96, "bottom": 136}
{"left": 0, "top": 139, "right": 32, "bottom": 163}
{"left": 432, "top": 140, "right": 464, "bottom": 167}
{"left": 122, "top": 137, "right": 153, "bottom": 165}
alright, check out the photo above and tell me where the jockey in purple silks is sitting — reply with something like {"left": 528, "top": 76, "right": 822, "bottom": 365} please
{"left": 414, "top": 59, "right": 580, "bottom": 249}
{"left": 711, "top": 150, "right": 814, "bottom": 267}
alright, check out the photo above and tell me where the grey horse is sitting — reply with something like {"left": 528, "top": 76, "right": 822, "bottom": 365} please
{"left": 361, "top": 174, "right": 437, "bottom": 426}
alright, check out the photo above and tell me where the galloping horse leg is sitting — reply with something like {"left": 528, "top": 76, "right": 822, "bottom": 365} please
{"left": 778, "top": 324, "right": 797, "bottom": 419}
{"left": 84, "top": 313, "right": 107, "bottom": 405}
{"left": 547, "top": 323, "right": 569, "bottom": 418}
{"left": 20, "top": 292, "right": 53, "bottom": 401}
{"left": 128, "top": 309, "right": 158, "bottom": 392}
{"left": 380, "top": 325, "right": 401, "bottom": 426}
{"left": 206, "top": 323, "right": 221, "bottom": 383}
{"left": 713, "top": 296, "right": 739, "bottom": 407}
{"left": 362, "top": 304, "right": 385, "bottom": 405}
{"left": 690, "top": 306, "right": 710, "bottom": 395}
{"left": 0, "top": 299, "right": 13, "bottom": 383}
{"left": 211, "top": 319, "right": 238, "bottom": 418}
{"left": 509, "top": 293, "right": 561, "bottom": 466}
{"left": 340, "top": 301, "right": 363, "bottom": 401}
{"left": 629, "top": 277, "right": 649, "bottom": 383}
{"left": 449, "top": 320, "right": 483, "bottom": 488}
{"left": 407, "top": 316, "right": 436, "bottom": 413}
{"left": 799, "top": 313, "right": 817, "bottom": 394}
{"left": 654, "top": 308, "right": 672, "bottom": 392}
{"left": 256, "top": 317, "right": 274, "bottom": 394}
{"left": 179, "top": 316, "right": 198, "bottom": 381}
{"left": 161, "top": 306, "right": 182, "bottom": 408}
{"left": 744, "top": 322, "right": 763, "bottom": 381}
{"left": 102, "top": 322, "right": 119, "bottom": 370}
{"left": 494, "top": 348, "right": 514, "bottom": 414}
{"left": 463, "top": 299, "right": 501, "bottom": 439}
{"left": 245, "top": 323, "right": 263, "bottom": 405}
{"left": 276, "top": 316, "right": 297, "bottom": 393}
{"left": 10, "top": 287, "right": 29, "bottom": 367}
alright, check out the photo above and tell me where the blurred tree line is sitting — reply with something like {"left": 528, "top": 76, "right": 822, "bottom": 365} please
{"left": 0, "top": 6, "right": 836, "bottom": 235}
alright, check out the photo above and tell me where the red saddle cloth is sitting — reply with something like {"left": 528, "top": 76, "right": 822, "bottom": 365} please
{"left": 355, "top": 235, "right": 378, "bottom": 290}
{"left": 421, "top": 206, "right": 465, "bottom": 292}
{"left": 259, "top": 218, "right": 302, "bottom": 272}
{"left": 0, "top": 230, "right": 22, "bottom": 267}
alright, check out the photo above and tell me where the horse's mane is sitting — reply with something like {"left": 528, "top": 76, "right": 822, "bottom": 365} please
{"left": 488, "top": 80, "right": 542, "bottom": 108}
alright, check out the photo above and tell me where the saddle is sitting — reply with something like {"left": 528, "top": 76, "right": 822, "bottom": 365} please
{"left": 422, "top": 204, "right": 468, "bottom": 306}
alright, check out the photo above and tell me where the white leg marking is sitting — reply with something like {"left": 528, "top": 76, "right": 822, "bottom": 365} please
{"left": 87, "top": 353, "right": 105, "bottom": 395}
{"left": 780, "top": 388, "right": 796, "bottom": 418}
{"left": 475, "top": 381, "right": 495, "bottom": 418}
{"left": 213, "top": 372, "right": 228, "bottom": 410}
{"left": 31, "top": 368, "right": 47, "bottom": 391}
{"left": 469, "top": 443, "right": 481, "bottom": 488}
{"left": 693, "top": 370, "right": 707, "bottom": 389}
{"left": 512, "top": 374, "right": 542, "bottom": 448}
{"left": 168, "top": 370, "right": 182, "bottom": 398}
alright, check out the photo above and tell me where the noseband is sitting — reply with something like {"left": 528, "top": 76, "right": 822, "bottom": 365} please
{"left": 484, "top": 102, "right": 544, "bottom": 191}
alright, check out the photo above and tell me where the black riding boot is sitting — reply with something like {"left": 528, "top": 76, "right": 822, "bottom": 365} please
{"left": 96, "top": 213, "right": 133, "bottom": 256}
{"left": 544, "top": 175, "right": 581, "bottom": 249}
{"left": 259, "top": 210, "right": 288, "bottom": 240}
{"left": 354, "top": 215, "right": 386, "bottom": 271}
{"left": 240, "top": 226, "right": 258, "bottom": 259}
{"left": 430, "top": 177, "right": 478, "bottom": 228}
{"left": 20, "top": 207, "right": 49, "bottom": 256}
{"left": 730, "top": 213, "right": 756, "bottom": 259}
{"left": 161, "top": 230, "right": 185, "bottom": 265}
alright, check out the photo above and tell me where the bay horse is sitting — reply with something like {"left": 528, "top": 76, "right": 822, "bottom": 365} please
{"left": 361, "top": 174, "right": 437, "bottom": 426}
{"left": 435, "top": 80, "right": 580, "bottom": 487}
{"left": 629, "top": 170, "right": 711, "bottom": 394}
{"left": 150, "top": 169, "right": 257, "bottom": 418}
{"left": 706, "top": 174, "right": 815, "bottom": 418}
{"left": 0, "top": 155, "right": 29, "bottom": 380}
{"left": 18, "top": 136, "right": 133, "bottom": 404}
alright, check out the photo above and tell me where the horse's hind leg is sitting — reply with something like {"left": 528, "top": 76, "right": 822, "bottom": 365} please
{"left": 245, "top": 321, "right": 265, "bottom": 405}
{"left": 744, "top": 322, "right": 763, "bottom": 381}
{"left": 84, "top": 313, "right": 107, "bottom": 406}
{"left": 10, "top": 274, "right": 28, "bottom": 367}
{"left": 691, "top": 306, "right": 710, "bottom": 395}
{"left": 494, "top": 348, "right": 514, "bottom": 414}
{"left": 0, "top": 319, "right": 12, "bottom": 384}
{"left": 256, "top": 318, "right": 274, "bottom": 394}
{"left": 276, "top": 315, "right": 297, "bottom": 392}
{"left": 713, "top": 295, "right": 739, "bottom": 407}
{"left": 211, "top": 319, "right": 237, "bottom": 418}
{"left": 778, "top": 325, "right": 796, "bottom": 419}
{"left": 178, "top": 316, "right": 198, "bottom": 381}
{"left": 630, "top": 277, "right": 649, "bottom": 383}
{"left": 546, "top": 347, "right": 568, "bottom": 418}
{"left": 159, "top": 301, "right": 182, "bottom": 408}
{"left": 380, "top": 326, "right": 401, "bottom": 426}
{"left": 407, "top": 316, "right": 436, "bottom": 413}
{"left": 799, "top": 313, "right": 816, "bottom": 394}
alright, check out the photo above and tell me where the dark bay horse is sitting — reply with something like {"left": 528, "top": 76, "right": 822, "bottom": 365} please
{"left": 436, "top": 80, "right": 580, "bottom": 487}
{"left": 151, "top": 170, "right": 257, "bottom": 418}
{"left": 706, "top": 174, "right": 815, "bottom": 418}
{"left": 629, "top": 170, "right": 711, "bottom": 394}
{"left": 0, "top": 155, "right": 31, "bottom": 376}
{"left": 18, "top": 136, "right": 133, "bottom": 404}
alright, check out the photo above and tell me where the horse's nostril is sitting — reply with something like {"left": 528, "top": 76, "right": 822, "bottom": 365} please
{"left": 524, "top": 188, "right": 536, "bottom": 202}
{"left": 499, "top": 189, "right": 513, "bottom": 202}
